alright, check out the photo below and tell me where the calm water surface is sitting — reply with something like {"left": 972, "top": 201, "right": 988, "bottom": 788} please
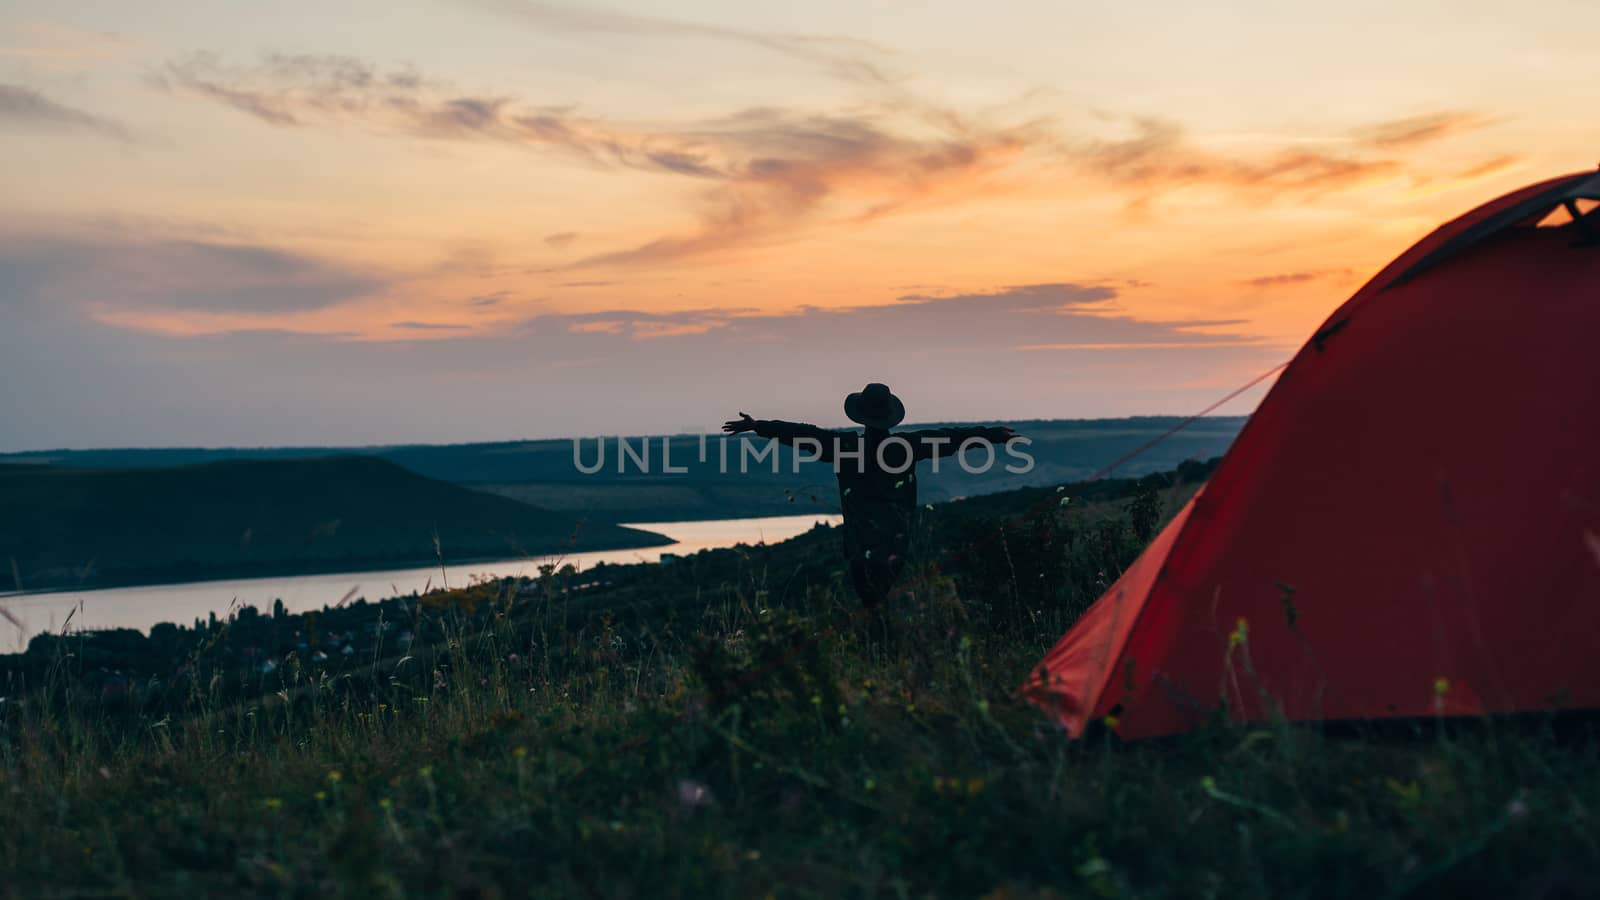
{"left": 0, "top": 514, "right": 840, "bottom": 649}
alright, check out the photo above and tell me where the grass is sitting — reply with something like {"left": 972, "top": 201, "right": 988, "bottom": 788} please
{"left": 1, "top": 471, "right": 1596, "bottom": 898}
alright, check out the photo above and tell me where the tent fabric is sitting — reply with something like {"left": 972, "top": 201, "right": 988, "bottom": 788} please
{"left": 1022, "top": 170, "right": 1600, "bottom": 739}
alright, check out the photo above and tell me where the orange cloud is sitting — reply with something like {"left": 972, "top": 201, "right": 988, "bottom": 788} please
{"left": 1018, "top": 341, "right": 1270, "bottom": 350}
{"left": 1354, "top": 111, "right": 1493, "bottom": 149}
{"left": 1076, "top": 117, "right": 1400, "bottom": 205}
{"left": 1235, "top": 269, "right": 1358, "bottom": 289}
{"left": 1075, "top": 109, "right": 1503, "bottom": 211}
{"left": 163, "top": 54, "right": 1047, "bottom": 269}
{"left": 1450, "top": 154, "right": 1523, "bottom": 181}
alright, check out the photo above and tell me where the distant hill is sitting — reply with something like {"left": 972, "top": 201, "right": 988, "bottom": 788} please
{"left": 0, "top": 457, "right": 668, "bottom": 592}
{"left": 0, "top": 416, "right": 1247, "bottom": 522}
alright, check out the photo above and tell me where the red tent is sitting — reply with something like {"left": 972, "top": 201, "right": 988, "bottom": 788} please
{"left": 1023, "top": 170, "right": 1600, "bottom": 739}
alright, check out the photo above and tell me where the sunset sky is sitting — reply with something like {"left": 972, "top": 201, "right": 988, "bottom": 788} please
{"left": 3, "top": 0, "right": 1595, "bottom": 450}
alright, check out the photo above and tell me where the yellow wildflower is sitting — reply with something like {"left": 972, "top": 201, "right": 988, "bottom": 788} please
{"left": 1229, "top": 617, "right": 1249, "bottom": 648}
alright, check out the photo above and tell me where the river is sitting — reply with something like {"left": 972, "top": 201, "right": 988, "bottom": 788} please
{"left": 0, "top": 513, "right": 841, "bottom": 650}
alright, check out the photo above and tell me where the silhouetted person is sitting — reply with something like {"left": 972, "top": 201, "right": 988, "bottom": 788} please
{"left": 724, "top": 383, "right": 1017, "bottom": 608}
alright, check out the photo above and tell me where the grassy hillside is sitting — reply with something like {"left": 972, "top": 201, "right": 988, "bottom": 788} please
{"left": 2, "top": 461, "right": 1593, "bottom": 897}
{"left": 0, "top": 456, "right": 667, "bottom": 592}
{"left": 0, "top": 416, "right": 1247, "bottom": 521}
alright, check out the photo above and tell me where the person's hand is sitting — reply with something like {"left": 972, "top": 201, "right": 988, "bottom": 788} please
{"left": 722, "top": 412, "right": 758, "bottom": 434}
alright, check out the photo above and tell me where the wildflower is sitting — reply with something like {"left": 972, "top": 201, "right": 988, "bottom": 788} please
{"left": 810, "top": 694, "right": 822, "bottom": 706}
{"left": 966, "top": 777, "right": 986, "bottom": 796}
{"left": 1228, "top": 617, "right": 1249, "bottom": 649}
{"left": 514, "top": 746, "right": 528, "bottom": 758}
{"left": 264, "top": 797, "right": 282, "bottom": 811}
{"left": 977, "top": 700, "right": 990, "bottom": 714}
{"left": 379, "top": 798, "right": 392, "bottom": 810}
{"left": 1433, "top": 677, "right": 1451, "bottom": 697}
{"left": 676, "top": 779, "right": 713, "bottom": 814}
{"left": 1077, "top": 856, "right": 1112, "bottom": 880}
{"left": 313, "top": 790, "right": 327, "bottom": 801}
{"left": 1386, "top": 778, "right": 1422, "bottom": 805}
{"left": 326, "top": 770, "right": 342, "bottom": 784}
{"left": 1506, "top": 793, "right": 1530, "bottom": 821}
{"left": 1103, "top": 713, "right": 1120, "bottom": 729}
{"left": 864, "top": 778, "right": 876, "bottom": 791}
{"left": 418, "top": 766, "right": 433, "bottom": 779}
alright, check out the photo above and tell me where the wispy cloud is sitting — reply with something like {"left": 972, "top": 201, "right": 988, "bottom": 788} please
{"left": 1448, "top": 154, "right": 1522, "bottom": 182}
{"left": 1, "top": 276, "right": 1284, "bottom": 448}
{"left": 517, "top": 282, "right": 1264, "bottom": 352}
{"left": 1236, "top": 269, "right": 1357, "bottom": 289}
{"left": 160, "top": 53, "right": 704, "bottom": 171}
{"left": 0, "top": 83, "right": 132, "bottom": 142}
{"left": 465, "top": 0, "right": 898, "bottom": 87}
{"left": 1018, "top": 340, "right": 1267, "bottom": 350}
{"left": 156, "top": 35, "right": 1508, "bottom": 271}
{"left": 1354, "top": 111, "right": 1492, "bottom": 150}
{"left": 0, "top": 231, "right": 388, "bottom": 317}
{"left": 1073, "top": 109, "right": 1501, "bottom": 210}
{"left": 1075, "top": 116, "right": 1399, "bottom": 206}
{"left": 390, "top": 320, "right": 469, "bottom": 330}
{"left": 162, "top": 53, "right": 1044, "bottom": 268}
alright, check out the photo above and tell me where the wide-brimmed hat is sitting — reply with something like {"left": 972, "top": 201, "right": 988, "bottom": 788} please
{"left": 844, "top": 382, "right": 905, "bottom": 429}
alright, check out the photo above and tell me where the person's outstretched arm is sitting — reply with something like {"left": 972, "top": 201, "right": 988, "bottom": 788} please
{"left": 903, "top": 425, "right": 1019, "bottom": 461}
{"left": 723, "top": 413, "right": 839, "bottom": 462}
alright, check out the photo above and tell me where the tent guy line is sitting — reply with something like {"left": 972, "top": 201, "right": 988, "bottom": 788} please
{"left": 1085, "top": 359, "right": 1290, "bottom": 484}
